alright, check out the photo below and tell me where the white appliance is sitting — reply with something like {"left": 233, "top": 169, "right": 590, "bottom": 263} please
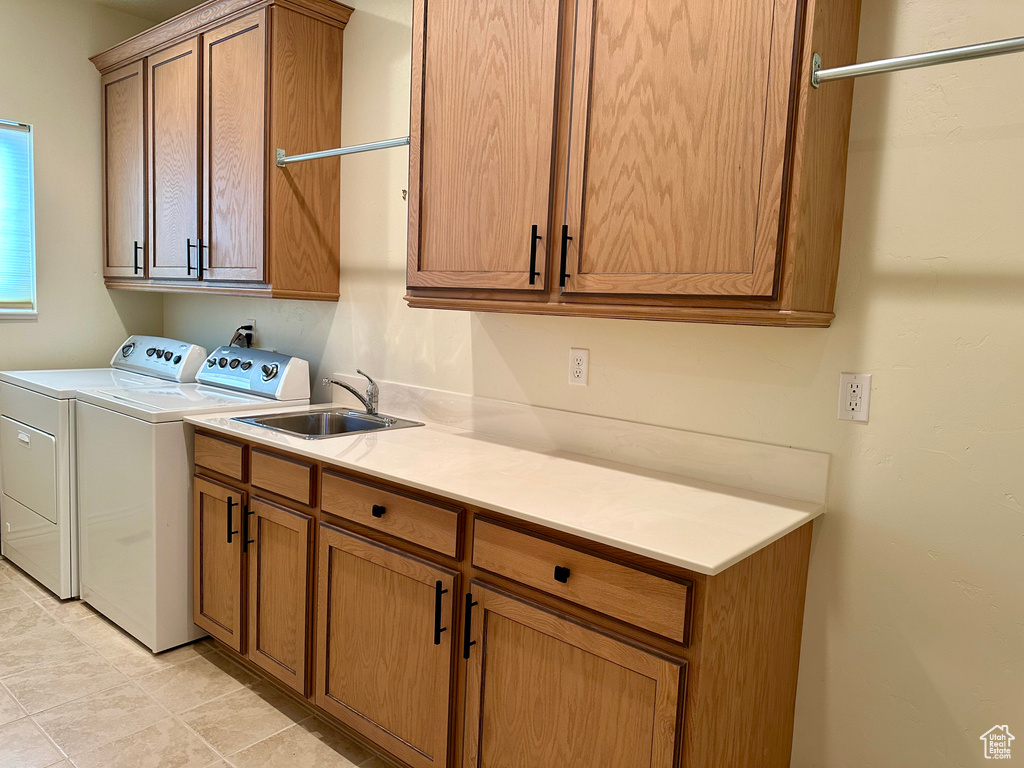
{"left": 0, "top": 336, "right": 207, "bottom": 598}
{"left": 75, "top": 346, "right": 310, "bottom": 652}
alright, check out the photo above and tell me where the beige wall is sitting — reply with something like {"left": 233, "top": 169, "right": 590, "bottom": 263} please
{"left": 0, "top": 0, "right": 162, "bottom": 371}
{"left": 162, "top": 0, "right": 1024, "bottom": 765}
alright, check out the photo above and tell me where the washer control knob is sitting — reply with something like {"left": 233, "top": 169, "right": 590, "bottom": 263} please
{"left": 218, "top": 358, "right": 228, "bottom": 368}
{"left": 261, "top": 363, "right": 279, "bottom": 382}
{"left": 229, "top": 359, "right": 241, "bottom": 369}
{"left": 121, "top": 343, "right": 135, "bottom": 358}
{"left": 163, "top": 351, "right": 173, "bottom": 361}
{"left": 155, "top": 349, "right": 164, "bottom": 358}
{"left": 173, "top": 355, "right": 182, "bottom": 365}
{"left": 206, "top": 358, "right": 217, "bottom": 367}
{"left": 146, "top": 347, "right": 156, "bottom": 357}
{"left": 240, "top": 361, "right": 253, "bottom": 371}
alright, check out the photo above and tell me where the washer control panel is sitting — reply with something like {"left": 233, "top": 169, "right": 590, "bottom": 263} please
{"left": 196, "top": 346, "right": 310, "bottom": 401}
{"left": 110, "top": 336, "right": 208, "bottom": 382}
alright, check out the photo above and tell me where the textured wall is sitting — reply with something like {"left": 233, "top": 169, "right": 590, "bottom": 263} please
{"left": 162, "top": 0, "right": 1024, "bottom": 764}
{"left": 0, "top": 0, "right": 161, "bottom": 371}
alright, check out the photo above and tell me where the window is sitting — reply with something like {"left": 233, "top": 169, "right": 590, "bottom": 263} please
{"left": 0, "top": 120, "right": 36, "bottom": 316}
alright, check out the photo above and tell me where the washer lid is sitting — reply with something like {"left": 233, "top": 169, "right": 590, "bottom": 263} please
{"left": 0, "top": 369, "right": 156, "bottom": 399}
{"left": 74, "top": 384, "right": 300, "bottom": 423}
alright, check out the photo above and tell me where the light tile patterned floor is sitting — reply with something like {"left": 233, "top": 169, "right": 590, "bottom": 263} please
{"left": 0, "top": 558, "right": 396, "bottom": 768}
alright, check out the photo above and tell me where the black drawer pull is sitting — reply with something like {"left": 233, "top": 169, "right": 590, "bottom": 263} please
{"left": 433, "top": 581, "right": 449, "bottom": 646}
{"left": 187, "top": 239, "right": 198, "bottom": 276}
{"left": 528, "top": 224, "right": 542, "bottom": 285}
{"left": 559, "top": 225, "right": 572, "bottom": 287}
{"left": 133, "top": 241, "right": 143, "bottom": 275}
{"left": 226, "top": 497, "right": 238, "bottom": 543}
{"left": 243, "top": 505, "right": 255, "bottom": 553}
{"left": 554, "top": 565, "right": 571, "bottom": 584}
{"left": 371, "top": 504, "right": 387, "bottom": 519}
{"left": 463, "top": 593, "right": 478, "bottom": 659}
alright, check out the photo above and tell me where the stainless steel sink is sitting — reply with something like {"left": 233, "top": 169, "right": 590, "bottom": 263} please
{"left": 233, "top": 408, "right": 423, "bottom": 439}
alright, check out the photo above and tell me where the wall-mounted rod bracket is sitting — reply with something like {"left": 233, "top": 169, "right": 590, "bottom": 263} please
{"left": 812, "top": 35, "right": 1024, "bottom": 88}
{"left": 275, "top": 136, "right": 411, "bottom": 167}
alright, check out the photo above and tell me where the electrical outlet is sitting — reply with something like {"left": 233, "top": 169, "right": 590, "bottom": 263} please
{"left": 569, "top": 348, "right": 590, "bottom": 386}
{"left": 838, "top": 373, "right": 871, "bottom": 422}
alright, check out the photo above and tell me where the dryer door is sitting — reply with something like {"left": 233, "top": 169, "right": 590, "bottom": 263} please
{"left": 0, "top": 416, "right": 58, "bottom": 524}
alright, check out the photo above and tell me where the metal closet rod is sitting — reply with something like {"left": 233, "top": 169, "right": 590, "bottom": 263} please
{"left": 275, "top": 136, "right": 410, "bottom": 167}
{"left": 812, "top": 34, "right": 1024, "bottom": 87}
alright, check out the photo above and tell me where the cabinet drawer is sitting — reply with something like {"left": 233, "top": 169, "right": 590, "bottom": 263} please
{"left": 321, "top": 470, "right": 460, "bottom": 558}
{"left": 194, "top": 433, "right": 245, "bottom": 481}
{"left": 472, "top": 520, "right": 691, "bottom": 644}
{"left": 251, "top": 449, "right": 315, "bottom": 506}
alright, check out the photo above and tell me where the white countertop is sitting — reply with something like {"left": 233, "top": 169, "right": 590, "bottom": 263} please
{"left": 186, "top": 408, "right": 824, "bottom": 576}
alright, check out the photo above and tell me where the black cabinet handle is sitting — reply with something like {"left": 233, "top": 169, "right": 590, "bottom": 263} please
{"left": 187, "top": 239, "right": 198, "bottom": 276}
{"left": 197, "top": 238, "right": 206, "bottom": 280}
{"left": 243, "top": 505, "right": 255, "bottom": 553}
{"left": 463, "top": 592, "right": 478, "bottom": 660}
{"left": 226, "top": 497, "right": 238, "bottom": 543}
{"left": 133, "top": 241, "right": 143, "bottom": 275}
{"left": 433, "top": 580, "right": 449, "bottom": 646}
{"left": 528, "top": 224, "right": 542, "bottom": 285}
{"left": 371, "top": 504, "right": 386, "bottom": 519}
{"left": 559, "top": 225, "right": 572, "bottom": 287}
{"left": 554, "top": 565, "right": 571, "bottom": 584}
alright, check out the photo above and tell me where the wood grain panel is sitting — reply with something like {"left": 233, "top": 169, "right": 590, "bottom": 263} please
{"left": 202, "top": 11, "right": 266, "bottom": 283}
{"left": 463, "top": 584, "right": 684, "bottom": 768}
{"left": 473, "top": 519, "right": 691, "bottom": 644}
{"left": 251, "top": 448, "right": 315, "bottom": 506}
{"left": 316, "top": 525, "right": 455, "bottom": 768}
{"left": 408, "top": 0, "right": 561, "bottom": 290}
{"left": 321, "top": 470, "right": 461, "bottom": 557}
{"left": 148, "top": 39, "right": 200, "bottom": 280}
{"left": 102, "top": 61, "right": 146, "bottom": 279}
{"left": 266, "top": 6, "right": 342, "bottom": 298}
{"left": 247, "top": 498, "right": 312, "bottom": 694}
{"left": 561, "top": 0, "right": 797, "bottom": 297}
{"left": 193, "top": 477, "right": 245, "bottom": 652}
{"left": 194, "top": 432, "right": 246, "bottom": 480}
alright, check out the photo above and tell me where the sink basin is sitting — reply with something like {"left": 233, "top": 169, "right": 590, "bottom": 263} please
{"left": 233, "top": 408, "right": 423, "bottom": 439}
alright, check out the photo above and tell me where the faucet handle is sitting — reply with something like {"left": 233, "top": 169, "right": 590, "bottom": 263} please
{"left": 355, "top": 369, "right": 379, "bottom": 414}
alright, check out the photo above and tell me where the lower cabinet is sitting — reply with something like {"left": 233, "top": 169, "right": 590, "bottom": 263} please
{"left": 247, "top": 498, "right": 313, "bottom": 694}
{"left": 192, "top": 475, "right": 314, "bottom": 693}
{"left": 193, "top": 477, "right": 245, "bottom": 652}
{"left": 462, "top": 583, "right": 685, "bottom": 768}
{"left": 315, "top": 524, "right": 456, "bottom": 768}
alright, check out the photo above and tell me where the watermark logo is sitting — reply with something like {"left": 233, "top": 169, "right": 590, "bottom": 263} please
{"left": 981, "top": 725, "right": 1014, "bottom": 760}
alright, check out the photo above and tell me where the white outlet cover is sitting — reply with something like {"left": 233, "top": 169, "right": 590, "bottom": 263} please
{"left": 838, "top": 372, "right": 871, "bottom": 422}
{"left": 569, "top": 348, "right": 590, "bottom": 386}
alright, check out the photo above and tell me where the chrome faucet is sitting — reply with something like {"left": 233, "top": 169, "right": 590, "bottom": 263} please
{"left": 323, "top": 370, "right": 380, "bottom": 417}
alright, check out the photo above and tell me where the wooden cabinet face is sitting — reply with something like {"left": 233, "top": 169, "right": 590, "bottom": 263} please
{"left": 101, "top": 61, "right": 146, "bottom": 279}
{"left": 202, "top": 11, "right": 266, "bottom": 283}
{"left": 247, "top": 498, "right": 312, "bottom": 694}
{"left": 560, "top": 0, "right": 799, "bottom": 297}
{"left": 463, "top": 585, "right": 685, "bottom": 768}
{"left": 316, "top": 525, "right": 455, "bottom": 768}
{"left": 193, "top": 477, "right": 245, "bottom": 652}
{"left": 148, "top": 39, "right": 200, "bottom": 280}
{"left": 408, "top": 0, "right": 561, "bottom": 291}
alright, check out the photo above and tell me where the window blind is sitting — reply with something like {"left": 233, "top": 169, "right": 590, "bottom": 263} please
{"left": 0, "top": 120, "right": 36, "bottom": 313}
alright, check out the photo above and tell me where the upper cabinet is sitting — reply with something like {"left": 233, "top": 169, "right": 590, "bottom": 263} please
{"left": 101, "top": 61, "right": 146, "bottom": 280}
{"left": 91, "top": 0, "right": 352, "bottom": 301}
{"left": 407, "top": 0, "right": 863, "bottom": 326}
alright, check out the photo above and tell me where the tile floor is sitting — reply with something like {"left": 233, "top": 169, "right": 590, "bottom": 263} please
{"left": 0, "top": 558, "right": 396, "bottom": 768}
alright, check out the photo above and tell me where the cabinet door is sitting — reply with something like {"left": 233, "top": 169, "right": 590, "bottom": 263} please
{"left": 148, "top": 39, "right": 200, "bottom": 280}
{"left": 101, "top": 61, "right": 146, "bottom": 279}
{"left": 246, "top": 498, "right": 312, "bottom": 694}
{"left": 407, "top": 0, "right": 561, "bottom": 291}
{"left": 560, "top": 0, "right": 799, "bottom": 297}
{"left": 193, "top": 477, "right": 245, "bottom": 652}
{"left": 463, "top": 584, "right": 685, "bottom": 768}
{"left": 202, "top": 11, "right": 266, "bottom": 283}
{"left": 316, "top": 524, "right": 456, "bottom": 768}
